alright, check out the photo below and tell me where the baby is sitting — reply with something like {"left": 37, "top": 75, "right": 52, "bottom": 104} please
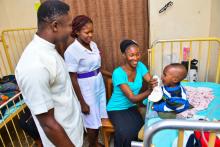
{"left": 151, "top": 63, "right": 192, "bottom": 119}
{"left": 138, "top": 63, "right": 192, "bottom": 140}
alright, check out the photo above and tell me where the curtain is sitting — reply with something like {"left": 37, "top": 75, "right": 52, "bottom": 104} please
{"left": 44, "top": 0, "right": 149, "bottom": 72}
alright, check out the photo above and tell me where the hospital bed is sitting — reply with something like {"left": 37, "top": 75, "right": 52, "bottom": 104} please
{"left": 0, "top": 28, "right": 37, "bottom": 146}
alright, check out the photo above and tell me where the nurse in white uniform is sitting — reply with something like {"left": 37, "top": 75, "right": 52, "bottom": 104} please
{"left": 64, "top": 15, "right": 108, "bottom": 147}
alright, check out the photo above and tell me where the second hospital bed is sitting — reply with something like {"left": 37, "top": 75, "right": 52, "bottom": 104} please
{"left": 0, "top": 28, "right": 37, "bottom": 147}
{"left": 138, "top": 38, "right": 220, "bottom": 147}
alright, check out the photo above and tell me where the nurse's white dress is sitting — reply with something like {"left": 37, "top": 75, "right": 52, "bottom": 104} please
{"left": 64, "top": 39, "right": 108, "bottom": 129}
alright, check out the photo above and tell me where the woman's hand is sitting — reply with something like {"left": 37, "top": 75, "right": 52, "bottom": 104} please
{"left": 120, "top": 84, "right": 153, "bottom": 103}
{"left": 146, "top": 88, "right": 153, "bottom": 93}
{"left": 70, "top": 72, "right": 90, "bottom": 115}
{"left": 81, "top": 102, "right": 90, "bottom": 115}
{"left": 144, "top": 73, "right": 158, "bottom": 89}
{"left": 149, "top": 78, "right": 158, "bottom": 89}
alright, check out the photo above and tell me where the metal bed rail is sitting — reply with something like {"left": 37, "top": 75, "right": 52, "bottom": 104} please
{"left": 0, "top": 92, "right": 35, "bottom": 147}
{"left": 132, "top": 119, "right": 220, "bottom": 147}
{"left": 1, "top": 27, "right": 36, "bottom": 75}
{"left": 148, "top": 38, "right": 220, "bottom": 83}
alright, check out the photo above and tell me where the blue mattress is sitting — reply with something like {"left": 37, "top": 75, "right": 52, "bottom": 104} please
{"left": 145, "top": 82, "right": 220, "bottom": 147}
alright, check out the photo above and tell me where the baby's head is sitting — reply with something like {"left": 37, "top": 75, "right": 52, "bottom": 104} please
{"left": 162, "top": 63, "right": 187, "bottom": 87}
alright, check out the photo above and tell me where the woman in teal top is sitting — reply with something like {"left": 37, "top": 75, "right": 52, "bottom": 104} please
{"left": 107, "top": 40, "right": 156, "bottom": 147}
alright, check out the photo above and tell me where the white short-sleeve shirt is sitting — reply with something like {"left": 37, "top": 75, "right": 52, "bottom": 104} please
{"left": 15, "top": 35, "right": 83, "bottom": 147}
{"left": 64, "top": 39, "right": 101, "bottom": 73}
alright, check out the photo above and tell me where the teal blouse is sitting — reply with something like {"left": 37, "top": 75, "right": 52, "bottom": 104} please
{"left": 107, "top": 61, "right": 148, "bottom": 111}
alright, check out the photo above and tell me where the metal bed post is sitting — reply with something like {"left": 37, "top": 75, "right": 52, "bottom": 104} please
{"left": 143, "top": 119, "right": 220, "bottom": 147}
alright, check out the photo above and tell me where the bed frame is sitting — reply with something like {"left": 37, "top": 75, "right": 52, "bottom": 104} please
{"left": 148, "top": 38, "right": 220, "bottom": 83}
{"left": 140, "top": 38, "right": 220, "bottom": 147}
{"left": 0, "top": 28, "right": 36, "bottom": 147}
{"left": 0, "top": 92, "right": 35, "bottom": 147}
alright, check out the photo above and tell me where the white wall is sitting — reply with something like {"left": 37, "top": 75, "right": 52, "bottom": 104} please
{"left": 0, "top": 1, "right": 10, "bottom": 33}
{"left": 209, "top": 0, "right": 220, "bottom": 81}
{"left": 0, "top": 0, "right": 38, "bottom": 76}
{"left": 0, "top": 0, "right": 38, "bottom": 33}
{"left": 149, "top": 0, "right": 212, "bottom": 44}
{"left": 210, "top": 0, "right": 220, "bottom": 37}
{"left": 149, "top": 0, "right": 220, "bottom": 82}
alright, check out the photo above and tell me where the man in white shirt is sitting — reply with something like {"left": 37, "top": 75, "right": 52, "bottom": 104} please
{"left": 15, "top": 1, "right": 83, "bottom": 147}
